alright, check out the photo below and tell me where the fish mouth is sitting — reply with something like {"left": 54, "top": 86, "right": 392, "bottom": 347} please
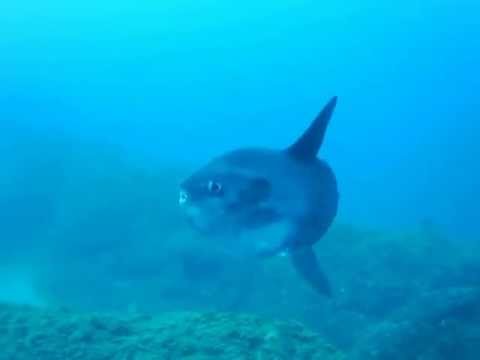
{"left": 178, "top": 189, "right": 189, "bottom": 206}
{"left": 177, "top": 192, "right": 204, "bottom": 228}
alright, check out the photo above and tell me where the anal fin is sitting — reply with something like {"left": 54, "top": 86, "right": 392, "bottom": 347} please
{"left": 290, "top": 246, "right": 332, "bottom": 297}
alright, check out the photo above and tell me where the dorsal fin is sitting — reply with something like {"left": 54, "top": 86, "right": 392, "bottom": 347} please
{"left": 286, "top": 96, "right": 337, "bottom": 160}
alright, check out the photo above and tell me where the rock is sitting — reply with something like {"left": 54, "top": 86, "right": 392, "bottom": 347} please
{"left": 351, "top": 287, "right": 480, "bottom": 360}
{"left": 0, "top": 303, "right": 344, "bottom": 360}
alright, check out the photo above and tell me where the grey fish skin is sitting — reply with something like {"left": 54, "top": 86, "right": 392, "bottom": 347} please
{"left": 179, "top": 97, "right": 339, "bottom": 296}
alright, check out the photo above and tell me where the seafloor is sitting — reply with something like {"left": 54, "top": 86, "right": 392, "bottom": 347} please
{"left": 0, "top": 303, "right": 344, "bottom": 360}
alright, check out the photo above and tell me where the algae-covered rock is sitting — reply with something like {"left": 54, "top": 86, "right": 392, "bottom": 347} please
{"left": 0, "top": 303, "right": 343, "bottom": 360}
{"left": 351, "top": 287, "right": 480, "bottom": 360}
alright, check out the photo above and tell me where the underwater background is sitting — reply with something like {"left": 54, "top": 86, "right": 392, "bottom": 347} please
{"left": 0, "top": 0, "right": 479, "bottom": 359}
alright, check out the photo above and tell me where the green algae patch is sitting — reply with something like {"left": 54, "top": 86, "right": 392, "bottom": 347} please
{"left": 0, "top": 303, "right": 343, "bottom": 360}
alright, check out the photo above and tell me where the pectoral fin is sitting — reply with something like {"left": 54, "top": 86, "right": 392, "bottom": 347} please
{"left": 290, "top": 246, "right": 332, "bottom": 297}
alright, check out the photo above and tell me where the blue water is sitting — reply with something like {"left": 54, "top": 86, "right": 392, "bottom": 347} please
{"left": 0, "top": 2, "right": 479, "bottom": 357}
{"left": 1, "top": 0, "right": 478, "bottom": 238}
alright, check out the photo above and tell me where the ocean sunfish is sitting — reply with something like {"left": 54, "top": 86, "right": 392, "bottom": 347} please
{"left": 179, "top": 97, "right": 339, "bottom": 296}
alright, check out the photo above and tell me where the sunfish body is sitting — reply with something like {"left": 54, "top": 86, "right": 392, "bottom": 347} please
{"left": 179, "top": 97, "right": 339, "bottom": 296}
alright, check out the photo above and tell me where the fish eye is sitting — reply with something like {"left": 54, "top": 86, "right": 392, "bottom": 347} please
{"left": 208, "top": 180, "right": 222, "bottom": 194}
